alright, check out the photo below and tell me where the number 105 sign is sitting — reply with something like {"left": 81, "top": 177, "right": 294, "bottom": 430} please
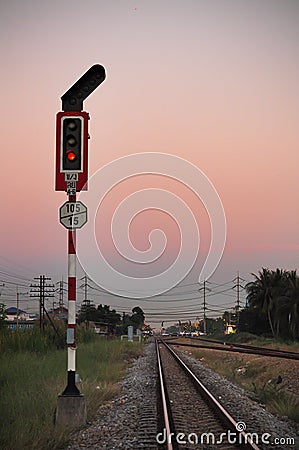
{"left": 59, "top": 201, "right": 88, "bottom": 229}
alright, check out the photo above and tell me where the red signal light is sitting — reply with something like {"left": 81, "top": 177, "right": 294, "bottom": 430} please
{"left": 66, "top": 150, "right": 77, "bottom": 162}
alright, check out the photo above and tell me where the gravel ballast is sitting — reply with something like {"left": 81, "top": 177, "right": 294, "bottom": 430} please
{"left": 177, "top": 348, "right": 298, "bottom": 450}
{"left": 67, "top": 342, "right": 298, "bottom": 449}
{"left": 67, "top": 343, "right": 157, "bottom": 449}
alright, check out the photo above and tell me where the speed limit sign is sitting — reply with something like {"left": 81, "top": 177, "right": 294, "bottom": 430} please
{"left": 59, "top": 201, "right": 87, "bottom": 229}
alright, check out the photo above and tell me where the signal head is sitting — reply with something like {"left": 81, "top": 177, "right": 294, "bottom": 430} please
{"left": 61, "top": 117, "right": 83, "bottom": 171}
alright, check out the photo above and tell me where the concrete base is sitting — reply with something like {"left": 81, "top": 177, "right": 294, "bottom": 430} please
{"left": 55, "top": 394, "right": 87, "bottom": 427}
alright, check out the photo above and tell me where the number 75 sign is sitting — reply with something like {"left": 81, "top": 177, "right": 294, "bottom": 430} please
{"left": 59, "top": 201, "right": 88, "bottom": 229}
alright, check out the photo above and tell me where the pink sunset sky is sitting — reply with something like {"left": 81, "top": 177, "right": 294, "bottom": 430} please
{"left": 1, "top": 1, "right": 298, "bottom": 322}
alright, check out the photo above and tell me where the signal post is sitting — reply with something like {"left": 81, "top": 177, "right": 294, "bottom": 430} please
{"left": 55, "top": 65, "right": 106, "bottom": 426}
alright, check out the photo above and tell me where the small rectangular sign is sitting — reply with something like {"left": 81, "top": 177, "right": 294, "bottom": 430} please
{"left": 67, "top": 187, "right": 76, "bottom": 196}
{"left": 67, "top": 181, "right": 76, "bottom": 188}
{"left": 65, "top": 173, "right": 78, "bottom": 182}
{"left": 66, "top": 328, "right": 75, "bottom": 344}
{"left": 66, "top": 180, "right": 77, "bottom": 195}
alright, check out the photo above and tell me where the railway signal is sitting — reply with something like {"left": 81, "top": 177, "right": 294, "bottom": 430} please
{"left": 55, "top": 64, "right": 105, "bottom": 193}
{"left": 55, "top": 64, "right": 106, "bottom": 428}
{"left": 55, "top": 111, "right": 89, "bottom": 192}
{"left": 61, "top": 64, "right": 106, "bottom": 112}
{"left": 62, "top": 117, "right": 82, "bottom": 171}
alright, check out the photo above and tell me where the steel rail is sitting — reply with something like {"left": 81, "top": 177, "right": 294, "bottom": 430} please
{"left": 189, "top": 336, "right": 299, "bottom": 358}
{"left": 155, "top": 338, "right": 174, "bottom": 450}
{"left": 158, "top": 337, "right": 260, "bottom": 450}
{"left": 165, "top": 340, "right": 299, "bottom": 360}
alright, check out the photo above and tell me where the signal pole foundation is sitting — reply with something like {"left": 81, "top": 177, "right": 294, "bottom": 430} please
{"left": 55, "top": 394, "right": 87, "bottom": 427}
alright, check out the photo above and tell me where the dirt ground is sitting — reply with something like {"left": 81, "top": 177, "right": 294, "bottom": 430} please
{"left": 174, "top": 338, "right": 299, "bottom": 402}
{"left": 182, "top": 345, "right": 299, "bottom": 432}
{"left": 229, "top": 352, "right": 297, "bottom": 398}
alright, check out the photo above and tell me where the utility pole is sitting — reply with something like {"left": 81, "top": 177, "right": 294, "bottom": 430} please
{"left": 233, "top": 272, "right": 244, "bottom": 332}
{"left": 16, "top": 289, "right": 28, "bottom": 330}
{"left": 58, "top": 278, "right": 65, "bottom": 316}
{"left": 30, "top": 275, "right": 55, "bottom": 332}
{"left": 84, "top": 274, "right": 88, "bottom": 307}
{"left": 236, "top": 272, "right": 240, "bottom": 330}
{"left": 16, "top": 288, "right": 20, "bottom": 330}
{"left": 203, "top": 281, "right": 207, "bottom": 335}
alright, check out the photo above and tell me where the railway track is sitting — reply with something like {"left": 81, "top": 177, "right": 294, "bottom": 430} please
{"left": 164, "top": 337, "right": 299, "bottom": 360}
{"left": 155, "top": 338, "right": 260, "bottom": 450}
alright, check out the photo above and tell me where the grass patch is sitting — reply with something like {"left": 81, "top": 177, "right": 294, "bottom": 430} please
{"left": 190, "top": 349, "right": 248, "bottom": 380}
{"left": 0, "top": 338, "right": 144, "bottom": 450}
{"left": 0, "top": 322, "right": 96, "bottom": 354}
{"left": 250, "top": 382, "right": 299, "bottom": 423}
{"left": 269, "top": 393, "right": 299, "bottom": 423}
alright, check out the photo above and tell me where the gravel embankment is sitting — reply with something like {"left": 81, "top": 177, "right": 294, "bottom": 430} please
{"left": 67, "top": 342, "right": 298, "bottom": 449}
{"left": 66, "top": 343, "right": 157, "bottom": 449}
{"left": 177, "top": 348, "right": 298, "bottom": 450}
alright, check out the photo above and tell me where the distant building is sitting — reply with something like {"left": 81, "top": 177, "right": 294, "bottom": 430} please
{"left": 7, "top": 321, "right": 35, "bottom": 331}
{"left": 5, "top": 307, "right": 37, "bottom": 331}
{"left": 48, "top": 307, "right": 68, "bottom": 320}
{"left": 5, "top": 307, "right": 36, "bottom": 322}
{"left": 89, "top": 321, "right": 109, "bottom": 334}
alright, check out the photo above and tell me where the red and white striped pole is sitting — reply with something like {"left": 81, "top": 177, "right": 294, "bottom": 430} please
{"left": 62, "top": 193, "right": 80, "bottom": 396}
{"left": 55, "top": 65, "right": 106, "bottom": 422}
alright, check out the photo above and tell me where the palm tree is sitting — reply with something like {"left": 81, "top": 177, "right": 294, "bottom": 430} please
{"left": 246, "top": 268, "right": 277, "bottom": 337}
{"left": 270, "top": 268, "right": 288, "bottom": 338}
{"left": 285, "top": 271, "right": 299, "bottom": 340}
{"left": 246, "top": 268, "right": 299, "bottom": 340}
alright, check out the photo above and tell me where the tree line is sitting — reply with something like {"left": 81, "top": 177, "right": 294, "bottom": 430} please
{"left": 240, "top": 268, "right": 299, "bottom": 340}
{"left": 78, "top": 303, "right": 145, "bottom": 335}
